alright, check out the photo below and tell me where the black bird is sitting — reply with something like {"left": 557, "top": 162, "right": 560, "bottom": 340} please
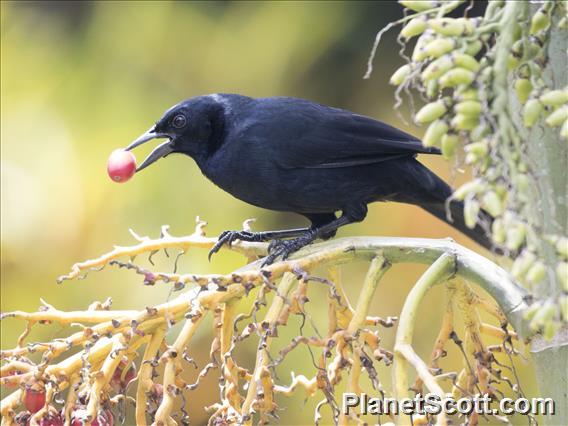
{"left": 126, "top": 94, "right": 493, "bottom": 264}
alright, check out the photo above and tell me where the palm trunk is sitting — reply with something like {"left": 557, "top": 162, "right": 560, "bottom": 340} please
{"left": 521, "top": 5, "right": 568, "bottom": 424}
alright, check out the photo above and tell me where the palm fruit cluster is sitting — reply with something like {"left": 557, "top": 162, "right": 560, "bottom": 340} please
{"left": 390, "top": 1, "right": 567, "bottom": 339}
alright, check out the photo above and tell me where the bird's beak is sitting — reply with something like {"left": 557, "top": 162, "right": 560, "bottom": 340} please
{"left": 125, "top": 126, "right": 175, "bottom": 172}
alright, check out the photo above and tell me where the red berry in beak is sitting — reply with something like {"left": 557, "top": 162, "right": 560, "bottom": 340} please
{"left": 107, "top": 149, "right": 136, "bottom": 183}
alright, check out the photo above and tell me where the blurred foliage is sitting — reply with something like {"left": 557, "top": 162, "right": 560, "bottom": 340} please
{"left": 1, "top": 1, "right": 536, "bottom": 424}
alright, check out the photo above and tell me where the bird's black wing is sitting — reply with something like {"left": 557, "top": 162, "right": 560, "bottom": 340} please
{"left": 258, "top": 99, "right": 440, "bottom": 170}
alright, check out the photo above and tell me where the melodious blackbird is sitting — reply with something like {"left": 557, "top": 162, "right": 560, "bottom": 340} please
{"left": 126, "top": 94, "right": 493, "bottom": 264}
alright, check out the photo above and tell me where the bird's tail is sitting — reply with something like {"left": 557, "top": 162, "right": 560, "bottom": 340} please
{"left": 421, "top": 199, "right": 495, "bottom": 252}
{"left": 397, "top": 158, "right": 496, "bottom": 252}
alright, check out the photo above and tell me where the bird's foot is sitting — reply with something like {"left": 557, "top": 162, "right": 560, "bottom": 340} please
{"left": 262, "top": 231, "right": 316, "bottom": 266}
{"left": 208, "top": 230, "right": 262, "bottom": 261}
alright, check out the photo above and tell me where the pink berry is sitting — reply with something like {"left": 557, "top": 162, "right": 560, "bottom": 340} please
{"left": 110, "top": 358, "right": 136, "bottom": 391}
{"left": 70, "top": 408, "right": 113, "bottom": 426}
{"left": 32, "top": 413, "right": 64, "bottom": 426}
{"left": 107, "top": 149, "right": 136, "bottom": 183}
{"left": 152, "top": 383, "right": 163, "bottom": 400}
{"left": 24, "top": 386, "right": 46, "bottom": 413}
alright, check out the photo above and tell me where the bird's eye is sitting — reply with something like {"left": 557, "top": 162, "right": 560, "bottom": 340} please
{"left": 172, "top": 114, "right": 187, "bottom": 129}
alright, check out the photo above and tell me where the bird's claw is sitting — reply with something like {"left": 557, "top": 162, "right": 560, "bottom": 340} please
{"left": 208, "top": 230, "right": 258, "bottom": 261}
{"left": 209, "top": 229, "right": 317, "bottom": 266}
{"left": 261, "top": 233, "right": 315, "bottom": 266}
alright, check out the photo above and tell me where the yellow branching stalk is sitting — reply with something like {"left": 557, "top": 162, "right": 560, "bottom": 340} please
{"left": 154, "top": 308, "right": 205, "bottom": 425}
{"left": 340, "top": 256, "right": 389, "bottom": 425}
{"left": 240, "top": 273, "right": 296, "bottom": 424}
{"left": 85, "top": 334, "right": 128, "bottom": 422}
{"left": 56, "top": 220, "right": 266, "bottom": 283}
{"left": 135, "top": 326, "right": 165, "bottom": 426}
{"left": 480, "top": 323, "right": 518, "bottom": 340}
{"left": 1, "top": 223, "right": 530, "bottom": 425}
{"left": 219, "top": 300, "right": 243, "bottom": 414}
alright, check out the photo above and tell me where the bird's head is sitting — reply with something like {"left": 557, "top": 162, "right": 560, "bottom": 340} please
{"left": 126, "top": 96, "right": 225, "bottom": 172}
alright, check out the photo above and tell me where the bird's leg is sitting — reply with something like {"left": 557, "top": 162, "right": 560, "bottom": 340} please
{"left": 263, "top": 205, "right": 367, "bottom": 266}
{"left": 208, "top": 227, "right": 309, "bottom": 260}
{"left": 262, "top": 215, "right": 354, "bottom": 266}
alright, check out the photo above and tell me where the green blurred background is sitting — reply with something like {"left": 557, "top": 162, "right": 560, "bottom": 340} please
{"left": 1, "top": 1, "right": 537, "bottom": 425}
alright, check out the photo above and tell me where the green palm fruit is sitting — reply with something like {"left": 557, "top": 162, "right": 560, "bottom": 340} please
{"left": 401, "top": 17, "right": 428, "bottom": 39}
{"left": 451, "top": 113, "right": 479, "bottom": 130}
{"left": 465, "top": 140, "right": 488, "bottom": 158}
{"left": 507, "top": 54, "right": 520, "bottom": 70}
{"left": 390, "top": 64, "right": 412, "bottom": 86}
{"left": 453, "top": 179, "right": 484, "bottom": 200}
{"left": 514, "top": 79, "right": 532, "bottom": 103}
{"left": 455, "top": 100, "right": 482, "bottom": 116}
{"left": 411, "top": 32, "right": 434, "bottom": 62}
{"left": 527, "top": 261, "right": 547, "bottom": 284}
{"left": 399, "top": 0, "right": 439, "bottom": 12}
{"left": 429, "top": 17, "right": 475, "bottom": 36}
{"left": 506, "top": 222, "right": 526, "bottom": 251}
{"left": 441, "top": 133, "right": 459, "bottom": 159}
{"left": 423, "top": 120, "right": 448, "bottom": 147}
{"left": 416, "top": 38, "right": 456, "bottom": 61}
{"left": 421, "top": 55, "right": 453, "bottom": 81}
{"left": 523, "top": 99, "right": 543, "bottom": 127}
{"left": 426, "top": 79, "right": 439, "bottom": 99}
{"left": 454, "top": 87, "right": 479, "bottom": 102}
{"left": 464, "top": 197, "right": 480, "bottom": 229}
{"left": 529, "top": 303, "right": 556, "bottom": 332}
{"left": 543, "top": 320, "right": 559, "bottom": 341}
{"left": 492, "top": 218, "right": 506, "bottom": 244}
{"left": 539, "top": 89, "right": 568, "bottom": 106}
{"left": 481, "top": 191, "right": 503, "bottom": 217}
{"left": 464, "top": 40, "right": 482, "bottom": 56}
{"left": 545, "top": 106, "right": 567, "bottom": 127}
{"left": 452, "top": 52, "right": 480, "bottom": 72}
{"left": 415, "top": 100, "right": 448, "bottom": 124}
{"left": 439, "top": 68, "right": 475, "bottom": 88}
{"left": 512, "top": 250, "right": 536, "bottom": 280}
{"left": 530, "top": 8, "right": 550, "bottom": 34}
